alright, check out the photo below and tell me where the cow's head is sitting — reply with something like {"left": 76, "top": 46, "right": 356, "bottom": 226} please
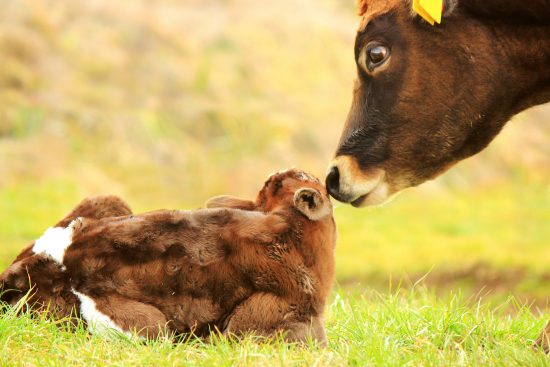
{"left": 326, "top": 0, "right": 532, "bottom": 206}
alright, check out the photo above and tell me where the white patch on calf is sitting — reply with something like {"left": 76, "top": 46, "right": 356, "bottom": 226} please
{"left": 32, "top": 219, "right": 79, "bottom": 265}
{"left": 72, "top": 289, "right": 130, "bottom": 337}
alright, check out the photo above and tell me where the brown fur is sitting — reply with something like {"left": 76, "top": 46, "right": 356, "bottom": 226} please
{"left": 327, "top": 0, "right": 550, "bottom": 207}
{"left": 0, "top": 170, "right": 336, "bottom": 344}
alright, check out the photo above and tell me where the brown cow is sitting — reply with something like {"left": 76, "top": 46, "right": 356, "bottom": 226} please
{"left": 0, "top": 169, "right": 336, "bottom": 344}
{"left": 325, "top": 0, "right": 550, "bottom": 352}
{"left": 326, "top": 0, "right": 550, "bottom": 207}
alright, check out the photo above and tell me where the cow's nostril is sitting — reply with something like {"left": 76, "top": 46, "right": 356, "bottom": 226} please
{"left": 325, "top": 166, "right": 340, "bottom": 198}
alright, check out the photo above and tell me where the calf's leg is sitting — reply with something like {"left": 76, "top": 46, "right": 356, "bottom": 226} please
{"left": 223, "top": 292, "right": 326, "bottom": 345}
{"left": 0, "top": 254, "right": 77, "bottom": 317}
{"left": 73, "top": 292, "right": 168, "bottom": 338}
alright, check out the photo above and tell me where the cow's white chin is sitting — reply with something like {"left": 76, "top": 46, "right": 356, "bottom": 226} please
{"left": 350, "top": 180, "right": 392, "bottom": 207}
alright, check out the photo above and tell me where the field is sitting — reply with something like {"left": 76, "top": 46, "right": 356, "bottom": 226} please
{"left": 0, "top": 0, "right": 549, "bottom": 365}
{"left": 1, "top": 290, "right": 548, "bottom": 366}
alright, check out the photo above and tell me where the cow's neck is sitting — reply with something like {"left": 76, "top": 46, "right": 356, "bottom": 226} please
{"left": 491, "top": 21, "right": 550, "bottom": 114}
{"left": 455, "top": 13, "right": 550, "bottom": 159}
{"left": 463, "top": 0, "right": 550, "bottom": 23}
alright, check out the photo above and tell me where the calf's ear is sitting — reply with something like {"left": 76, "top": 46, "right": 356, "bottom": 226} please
{"left": 293, "top": 188, "right": 331, "bottom": 221}
{"left": 205, "top": 195, "right": 255, "bottom": 210}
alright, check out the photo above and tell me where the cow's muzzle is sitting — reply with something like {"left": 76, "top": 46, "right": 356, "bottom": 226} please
{"left": 326, "top": 155, "right": 389, "bottom": 207}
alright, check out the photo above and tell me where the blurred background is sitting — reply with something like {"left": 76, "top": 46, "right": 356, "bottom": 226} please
{"left": 0, "top": 0, "right": 548, "bottom": 307}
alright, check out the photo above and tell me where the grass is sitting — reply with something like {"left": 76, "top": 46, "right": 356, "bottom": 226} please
{"left": 1, "top": 288, "right": 548, "bottom": 366}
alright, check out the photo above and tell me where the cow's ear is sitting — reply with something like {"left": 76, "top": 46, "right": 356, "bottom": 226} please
{"left": 293, "top": 188, "right": 331, "bottom": 221}
{"left": 358, "top": 0, "right": 369, "bottom": 16}
{"left": 443, "top": 0, "right": 459, "bottom": 17}
{"left": 205, "top": 196, "right": 255, "bottom": 210}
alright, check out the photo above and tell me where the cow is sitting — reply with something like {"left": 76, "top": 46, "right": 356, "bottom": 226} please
{"left": 325, "top": 0, "right": 550, "bottom": 353}
{"left": 0, "top": 169, "right": 336, "bottom": 344}
{"left": 325, "top": 0, "right": 550, "bottom": 207}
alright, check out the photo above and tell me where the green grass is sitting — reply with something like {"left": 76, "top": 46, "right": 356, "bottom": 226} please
{"left": 1, "top": 289, "right": 548, "bottom": 366}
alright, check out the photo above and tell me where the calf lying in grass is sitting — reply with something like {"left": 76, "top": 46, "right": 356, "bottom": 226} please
{"left": 0, "top": 169, "right": 336, "bottom": 344}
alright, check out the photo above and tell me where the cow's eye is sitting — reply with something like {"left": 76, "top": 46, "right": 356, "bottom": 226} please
{"left": 361, "top": 42, "right": 390, "bottom": 72}
{"left": 368, "top": 45, "right": 388, "bottom": 64}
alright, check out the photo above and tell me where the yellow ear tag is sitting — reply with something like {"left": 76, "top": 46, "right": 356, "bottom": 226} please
{"left": 413, "top": 0, "right": 443, "bottom": 26}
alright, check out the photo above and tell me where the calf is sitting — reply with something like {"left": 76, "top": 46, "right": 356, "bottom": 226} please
{"left": 0, "top": 169, "right": 336, "bottom": 343}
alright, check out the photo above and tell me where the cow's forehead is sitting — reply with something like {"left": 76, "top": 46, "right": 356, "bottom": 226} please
{"left": 358, "top": 0, "right": 407, "bottom": 30}
{"left": 359, "top": 0, "right": 401, "bottom": 17}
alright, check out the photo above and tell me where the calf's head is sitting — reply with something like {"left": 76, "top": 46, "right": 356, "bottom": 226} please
{"left": 326, "top": 0, "right": 546, "bottom": 206}
{"left": 207, "top": 169, "right": 332, "bottom": 221}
